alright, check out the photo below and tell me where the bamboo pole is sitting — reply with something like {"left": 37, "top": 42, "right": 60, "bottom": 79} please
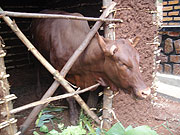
{"left": 102, "top": 0, "right": 114, "bottom": 130}
{"left": 0, "top": 11, "right": 123, "bottom": 22}
{"left": 10, "top": 83, "right": 100, "bottom": 115}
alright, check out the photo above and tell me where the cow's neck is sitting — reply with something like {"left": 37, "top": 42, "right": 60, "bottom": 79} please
{"left": 70, "top": 37, "right": 118, "bottom": 90}
{"left": 78, "top": 38, "right": 105, "bottom": 72}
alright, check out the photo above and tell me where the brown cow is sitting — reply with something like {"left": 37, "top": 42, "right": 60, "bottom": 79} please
{"left": 31, "top": 10, "right": 151, "bottom": 124}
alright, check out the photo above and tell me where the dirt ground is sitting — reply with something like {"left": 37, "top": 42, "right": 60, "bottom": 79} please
{"left": 7, "top": 67, "right": 180, "bottom": 135}
{"left": 113, "top": 91, "right": 180, "bottom": 135}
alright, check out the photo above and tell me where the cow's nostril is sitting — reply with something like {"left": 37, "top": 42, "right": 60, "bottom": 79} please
{"left": 142, "top": 91, "right": 148, "bottom": 96}
{"left": 138, "top": 88, "right": 151, "bottom": 99}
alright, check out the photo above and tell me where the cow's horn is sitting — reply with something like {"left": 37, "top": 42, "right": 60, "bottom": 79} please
{"left": 110, "top": 45, "right": 118, "bottom": 55}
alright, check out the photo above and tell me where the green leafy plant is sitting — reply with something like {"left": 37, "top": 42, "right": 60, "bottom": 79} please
{"left": 105, "top": 122, "right": 158, "bottom": 135}
{"left": 34, "top": 106, "right": 159, "bottom": 135}
{"left": 58, "top": 125, "right": 86, "bottom": 135}
{"left": 35, "top": 105, "right": 65, "bottom": 127}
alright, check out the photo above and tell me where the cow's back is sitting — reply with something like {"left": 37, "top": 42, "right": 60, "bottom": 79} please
{"left": 31, "top": 10, "right": 90, "bottom": 70}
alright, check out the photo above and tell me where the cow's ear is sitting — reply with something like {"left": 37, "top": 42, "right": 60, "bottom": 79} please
{"left": 129, "top": 37, "right": 140, "bottom": 47}
{"left": 132, "top": 37, "right": 140, "bottom": 47}
{"left": 96, "top": 33, "right": 118, "bottom": 56}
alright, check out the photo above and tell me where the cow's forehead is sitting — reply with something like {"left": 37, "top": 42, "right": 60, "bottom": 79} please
{"left": 115, "top": 39, "right": 137, "bottom": 54}
{"left": 114, "top": 39, "right": 139, "bottom": 62}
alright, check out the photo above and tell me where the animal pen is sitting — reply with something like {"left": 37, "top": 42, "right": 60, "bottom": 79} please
{"left": 0, "top": 0, "right": 158, "bottom": 135}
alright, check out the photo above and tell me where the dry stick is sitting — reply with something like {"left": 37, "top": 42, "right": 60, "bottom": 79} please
{"left": 1, "top": 2, "right": 116, "bottom": 134}
{"left": 10, "top": 83, "right": 100, "bottom": 114}
{"left": 0, "top": 11, "right": 123, "bottom": 22}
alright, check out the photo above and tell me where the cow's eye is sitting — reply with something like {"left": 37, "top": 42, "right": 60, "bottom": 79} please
{"left": 122, "top": 63, "right": 132, "bottom": 70}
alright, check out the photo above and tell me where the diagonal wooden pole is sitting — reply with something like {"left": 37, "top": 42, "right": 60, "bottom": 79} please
{"left": 0, "top": 2, "right": 116, "bottom": 134}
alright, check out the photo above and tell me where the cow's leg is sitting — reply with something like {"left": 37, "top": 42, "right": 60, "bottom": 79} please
{"left": 66, "top": 97, "right": 79, "bottom": 125}
{"left": 35, "top": 61, "right": 43, "bottom": 98}
{"left": 87, "top": 86, "right": 102, "bottom": 108}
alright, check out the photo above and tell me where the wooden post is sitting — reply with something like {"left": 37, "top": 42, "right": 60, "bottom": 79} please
{"left": 0, "top": 37, "right": 17, "bottom": 135}
{"left": 102, "top": 0, "right": 114, "bottom": 130}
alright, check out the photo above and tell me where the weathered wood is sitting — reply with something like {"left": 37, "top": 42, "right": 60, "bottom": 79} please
{"left": 20, "top": 2, "right": 116, "bottom": 134}
{"left": 0, "top": 11, "right": 123, "bottom": 22}
{"left": 9, "top": 83, "right": 100, "bottom": 115}
{"left": 102, "top": 0, "right": 114, "bottom": 130}
{"left": 0, "top": 37, "right": 17, "bottom": 135}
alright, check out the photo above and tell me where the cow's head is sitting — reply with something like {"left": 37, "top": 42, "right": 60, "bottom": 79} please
{"left": 96, "top": 34, "right": 151, "bottom": 99}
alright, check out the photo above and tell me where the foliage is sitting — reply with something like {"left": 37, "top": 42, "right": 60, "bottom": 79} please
{"left": 34, "top": 106, "right": 159, "bottom": 135}
{"left": 105, "top": 122, "right": 158, "bottom": 135}
{"left": 35, "top": 105, "right": 64, "bottom": 127}
{"left": 59, "top": 125, "right": 86, "bottom": 135}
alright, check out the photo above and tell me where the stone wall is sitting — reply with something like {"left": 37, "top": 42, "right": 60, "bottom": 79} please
{"left": 158, "top": 0, "right": 180, "bottom": 75}
{"left": 157, "top": 33, "right": 180, "bottom": 75}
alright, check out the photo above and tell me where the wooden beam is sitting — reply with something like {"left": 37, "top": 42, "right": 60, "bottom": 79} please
{"left": 0, "top": 11, "right": 123, "bottom": 22}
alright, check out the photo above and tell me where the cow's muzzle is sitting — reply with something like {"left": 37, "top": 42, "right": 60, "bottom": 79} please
{"left": 135, "top": 88, "right": 151, "bottom": 99}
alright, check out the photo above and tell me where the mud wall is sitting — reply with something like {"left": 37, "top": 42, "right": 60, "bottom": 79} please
{"left": 112, "top": 0, "right": 158, "bottom": 127}
{"left": 114, "top": 0, "right": 157, "bottom": 87}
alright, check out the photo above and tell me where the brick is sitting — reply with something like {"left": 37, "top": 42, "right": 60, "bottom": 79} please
{"left": 168, "top": 22, "right": 180, "bottom": 26}
{"left": 159, "top": 31, "right": 168, "bottom": 35}
{"left": 170, "top": 55, "right": 180, "bottom": 63}
{"left": 163, "top": 6, "right": 173, "bottom": 11}
{"left": 173, "top": 64, "right": 180, "bottom": 75}
{"left": 163, "top": 17, "right": 173, "bottom": 21}
{"left": 157, "top": 64, "right": 163, "bottom": 73}
{"left": 167, "top": 31, "right": 180, "bottom": 36}
{"left": 162, "top": 23, "right": 168, "bottom": 26}
{"left": 168, "top": 0, "right": 179, "bottom": 5}
{"left": 174, "top": 39, "right": 180, "bottom": 54}
{"left": 164, "top": 38, "right": 173, "bottom": 54}
{"left": 174, "top": 5, "right": 180, "bottom": 9}
{"left": 174, "top": 17, "right": 180, "bottom": 20}
{"left": 156, "top": 53, "right": 168, "bottom": 63}
{"left": 164, "top": 64, "right": 172, "bottom": 74}
{"left": 168, "top": 11, "right": 179, "bottom": 16}
{"left": 163, "top": 1, "right": 168, "bottom": 5}
{"left": 163, "top": 12, "right": 168, "bottom": 16}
